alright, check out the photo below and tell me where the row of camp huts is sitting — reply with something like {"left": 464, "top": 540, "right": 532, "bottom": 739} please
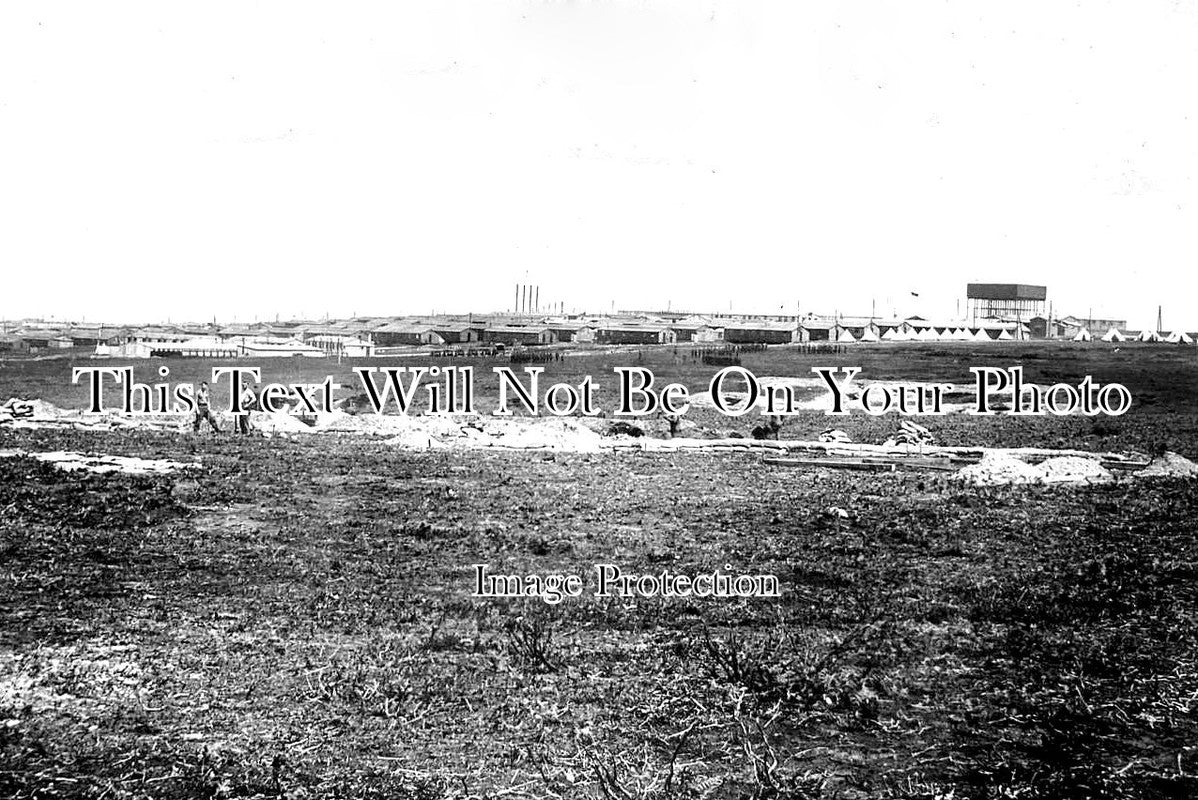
{"left": 363, "top": 317, "right": 1034, "bottom": 347}
{"left": 1, "top": 316, "right": 1036, "bottom": 356}
{"left": 11, "top": 315, "right": 1192, "bottom": 358}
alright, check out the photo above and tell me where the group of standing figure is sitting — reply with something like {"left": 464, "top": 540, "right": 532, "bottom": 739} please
{"left": 192, "top": 381, "right": 258, "bottom": 435}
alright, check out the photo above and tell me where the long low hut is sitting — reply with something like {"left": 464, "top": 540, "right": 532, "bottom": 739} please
{"left": 724, "top": 321, "right": 800, "bottom": 344}
{"left": 372, "top": 323, "right": 446, "bottom": 347}
{"left": 596, "top": 325, "right": 677, "bottom": 345}
{"left": 483, "top": 325, "right": 557, "bottom": 346}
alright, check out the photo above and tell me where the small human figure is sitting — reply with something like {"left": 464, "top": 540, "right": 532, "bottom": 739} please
{"left": 193, "top": 381, "right": 222, "bottom": 433}
{"left": 236, "top": 384, "right": 257, "bottom": 435}
{"left": 663, "top": 411, "right": 681, "bottom": 438}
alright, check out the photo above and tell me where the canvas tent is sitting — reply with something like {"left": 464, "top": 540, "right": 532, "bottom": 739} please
{"left": 1072, "top": 328, "right": 1092, "bottom": 342}
{"left": 1101, "top": 328, "right": 1125, "bottom": 342}
{"left": 1165, "top": 331, "right": 1194, "bottom": 344}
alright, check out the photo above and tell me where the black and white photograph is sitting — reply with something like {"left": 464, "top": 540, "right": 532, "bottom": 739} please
{"left": 2, "top": 2, "right": 1197, "bottom": 798}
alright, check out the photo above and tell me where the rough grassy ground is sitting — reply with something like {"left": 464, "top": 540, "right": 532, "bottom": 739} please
{"left": 2, "top": 345, "right": 1197, "bottom": 798}
{"left": 2, "top": 428, "right": 1197, "bottom": 799}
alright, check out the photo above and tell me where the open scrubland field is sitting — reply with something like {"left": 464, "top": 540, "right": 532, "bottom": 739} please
{"left": 2, "top": 343, "right": 1198, "bottom": 799}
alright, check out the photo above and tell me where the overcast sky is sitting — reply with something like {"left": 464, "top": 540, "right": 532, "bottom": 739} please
{"left": 1, "top": 1, "right": 1195, "bottom": 328}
